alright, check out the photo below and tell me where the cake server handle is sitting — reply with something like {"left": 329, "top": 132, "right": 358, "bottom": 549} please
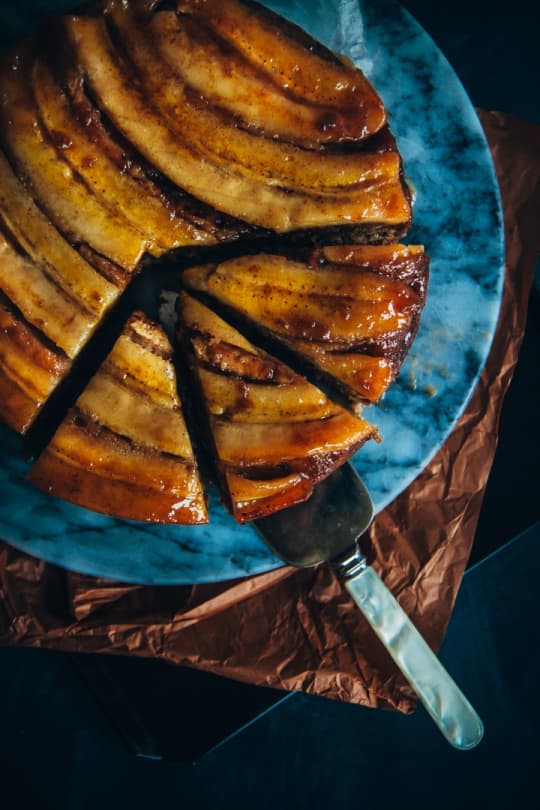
{"left": 337, "top": 548, "right": 484, "bottom": 750}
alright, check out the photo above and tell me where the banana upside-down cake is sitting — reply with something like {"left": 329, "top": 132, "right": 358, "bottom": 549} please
{"left": 0, "top": 0, "right": 428, "bottom": 524}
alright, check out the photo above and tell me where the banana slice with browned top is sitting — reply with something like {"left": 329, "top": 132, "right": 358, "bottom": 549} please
{"left": 28, "top": 311, "right": 208, "bottom": 524}
{"left": 0, "top": 0, "right": 426, "bottom": 531}
{"left": 177, "top": 292, "right": 377, "bottom": 523}
{"left": 148, "top": 6, "right": 379, "bottom": 149}
{"left": 0, "top": 147, "right": 129, "bottom": 434}
{"left": 0, "top": 47, "right": 148, "bottom": 272}
{"left": 174, "top": 0, "right": 386, "bottom": 141}
{"left": 182, "top": 245, "right": 429, "bottom": 408}
{"left": 62, "top": 0, "right": 410, "bottom": 236}
{"left": 30, "top": 54, "right": 212, "bottom": 255}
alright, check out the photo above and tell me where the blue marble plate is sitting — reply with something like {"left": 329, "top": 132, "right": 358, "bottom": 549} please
{"left": 0, "top": 0, "right": 504, "bottom": 584}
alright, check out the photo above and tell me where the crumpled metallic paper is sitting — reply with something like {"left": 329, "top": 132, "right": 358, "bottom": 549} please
{"left": 1, "top": 110, "right": 539, "bottom": 714}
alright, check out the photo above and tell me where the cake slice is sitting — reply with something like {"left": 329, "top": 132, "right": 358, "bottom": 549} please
{"left": 177, "top": 292, "right": 377, "bottom": 523}
{"left": 182, "top": 245, "right": 429, "bottom": 410}
{"left": 28, "top": 311, "right": 208, "bottom": 524}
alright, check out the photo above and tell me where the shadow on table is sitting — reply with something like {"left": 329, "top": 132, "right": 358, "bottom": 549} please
{"left": 1, "top": 522, "right": 538, "bottom": 809}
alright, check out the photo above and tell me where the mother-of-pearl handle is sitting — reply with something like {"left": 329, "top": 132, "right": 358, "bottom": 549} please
{"left": 342, "top": 560, "right": 484, "bottom": 749}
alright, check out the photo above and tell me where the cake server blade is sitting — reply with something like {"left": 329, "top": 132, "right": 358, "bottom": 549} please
{"left": 254, "top": 462, "right": 484, "bottom": 750}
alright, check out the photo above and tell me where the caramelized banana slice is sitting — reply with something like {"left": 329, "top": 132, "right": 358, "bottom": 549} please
{"left": 182, "top": 245, "right": 429, "bottom": 407}
{"left": 0, "top": 294, "right": 70, "bottom": 434}
{"left": 145, "top": 1, "right": 385, "bottom": 148}
{"left": 62, "top": 72, "right": 250, "bottom": 246}
{"left": 28, "top": 312, "right": 208, "bottom": 524}
{"left": 0, "top": 232, "right": 97, "bottom": 359}
{"left": 65, "top": 12, "right": 410, "bottom": 232}
{"left": 0, "top": 148, "right": 133, "bottom": 433}
{"left": 0, "top": 149, "right": 119, "bottom": 317}
{"left": 177, "top": 292, "right": 376, "bottom": 523}
{"left": 176, "top": 0, "right": 386, "bottom": 132}
{"left": 108, "top": 2, "right": 396, "bottom": 193}
{"left": 31, "top": 54, "right": 215, "bottom": 254}
{"left": 0, "top": 50, "right": 147, "bottom": 270}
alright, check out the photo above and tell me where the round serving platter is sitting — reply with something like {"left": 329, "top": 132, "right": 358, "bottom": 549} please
{"left": 0, "top": 0, "right": 504, "bottom": 584}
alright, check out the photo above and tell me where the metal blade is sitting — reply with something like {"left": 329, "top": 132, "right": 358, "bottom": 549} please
{"left": 254, "top": 462, "right": 374, "bottom": 568}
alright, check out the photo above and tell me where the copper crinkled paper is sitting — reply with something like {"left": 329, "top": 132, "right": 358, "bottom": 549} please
{"left": 1, "top": 110, "right": 540, "bottom": 714}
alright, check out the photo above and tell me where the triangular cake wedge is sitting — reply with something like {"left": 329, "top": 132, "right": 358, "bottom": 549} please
{"left": 177, "top": 292, "right": 377, "bottom": 523}
{"left": 28, "top": 311, "right": 208, "bottom": 524}
{"left": 182, "top": 245, "right": 429, "bottom": 410}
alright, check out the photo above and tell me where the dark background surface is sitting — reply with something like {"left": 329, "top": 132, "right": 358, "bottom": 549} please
{"left": 1, "top": 1, "right": 539, "bottom": 808}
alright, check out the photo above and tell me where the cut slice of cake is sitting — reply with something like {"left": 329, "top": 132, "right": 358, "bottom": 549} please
{"left": 182, "top": 245, "right": 429, "bottom": 410}
{"left": 28, "top": 311, "right": 208, "bottom": 524}
{"left": 177, "top": 292, "right": 377, "bottom": 523}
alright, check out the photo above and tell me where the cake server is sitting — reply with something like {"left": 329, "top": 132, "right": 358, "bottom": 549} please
{"left": 254, "top": 462, "right": 484, "bottom": 750}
